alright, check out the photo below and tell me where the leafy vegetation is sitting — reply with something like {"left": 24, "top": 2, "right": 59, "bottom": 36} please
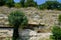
{"left": 25, "top": 0, "right": 37, "bottom": 7}
{"left": 51, "top": 26, "right": 61, "bottom": 40}
{"left": 0, "top": 0, "right": 6, "bottom": 6}
{"left": 20, "top": 0, "right": 25, "bottom": 7}
{"left": 39, "top": 1, "right": 61, "bottom": 10}
{"left": 0, "top": 0, "right": 61, "bottom": 10}
{"left": 14, "top": 3, "right": 21, "bottom": 8}
{"left": 5, "top": 0, "right": 15, "bottom": 7}
{"left": 51, "top": 14, "right": 61, "bottom": 40}
{"left": 58, "top": 14, "right": 61, "bottom": 25}
{"left": 8, "top": 11, "right": 28, "bottom": 40}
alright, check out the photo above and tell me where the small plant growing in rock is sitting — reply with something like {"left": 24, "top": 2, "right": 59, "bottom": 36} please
{"left": 58, "top": 14, "right": 61, "bottom": 25}
{"left": 8, "top": 11, "right": 28, "bottom": 40}
{"left": 5, "top": 37, "right": 11, "bottom": 40}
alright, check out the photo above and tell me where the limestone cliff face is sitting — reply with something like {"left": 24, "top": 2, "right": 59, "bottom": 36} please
{"left": 0, "top": 6, "right": 61, "bottom": 28}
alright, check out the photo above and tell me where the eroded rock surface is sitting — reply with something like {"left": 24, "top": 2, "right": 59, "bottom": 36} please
{"left": 19, "top": 29, "right": 51, "bottom": 40}
{"left": 0, "top": 6, "right": 61, "bottom": 40}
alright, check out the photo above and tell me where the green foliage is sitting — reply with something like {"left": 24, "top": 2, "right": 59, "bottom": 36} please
{"left": 51, "top": 26, "right": 61, "bottom": 40}
{"left": 8, "top": 11, "right": 28, "bottom": 26}
{"left": 39, "top": 1, "right": 61, "bottom": 10}
{"left": 5, "top": 0, "right": 14, "bottom": 7}
{"left": 0, "top": 0, "right": 15, "bottom": 7}
{"left": 8, "top": 11, "right": 28, "bottom": 40}
{"left": 20, "top": 0, "right": 25, "bottom": 7}
{"left": 0, "top": 0, "right": 6, "bottom": 6}
{"left": 38, "top": 3, "right": 48, "bottom": 10}
{"left": 25, "top": 0, "right": 37, "bottom": 7}
{"left": 58, "top": 14, "right": 61, "bottom": 25}
{"left": 14, "top": 3, "right": 22, "bottom": 8}
{"left": 58, "top": 14, "right": 61, "bottom": 22}
{"left": 1, "top": 0, "right": 61, "bottom": 10}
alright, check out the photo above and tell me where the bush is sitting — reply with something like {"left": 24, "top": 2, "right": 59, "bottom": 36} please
{"left": 51, "top": 26, "right": 61, "bottom": 40}
{"left": 25, "top": 0, "right": 37, "bottom": 7}
{"left": 14, "top": 3, "right": 22, "bottom": 8}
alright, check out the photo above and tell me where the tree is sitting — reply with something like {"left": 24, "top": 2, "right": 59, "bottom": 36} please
{"left": 47, "top": 0, "right": 57, "bottom": 1}
{"left": 20, "top": 0, "right": 25, "bottom": 7}
{"left": 0, "top": 0, "right": 6, "bottom": 6}
{"left": 39, "top": 1, "right": 61, "bottom": 10}
{"left": 46, "top": 1, "right": 60, "bottom": 10}
{"left": 38, "top": 3, "right": 48, "bottom": 10}
{"left": 25, "top": 0, "right": 37, "bottom": 7}
{"left": 5, "top": 0, "right": 15, "bottom": 7}
{"left": 8, "top": 11, "right": 28, "bottom": 40}
{"left": 51, "top": 26, "right": 61, "bottom": 40}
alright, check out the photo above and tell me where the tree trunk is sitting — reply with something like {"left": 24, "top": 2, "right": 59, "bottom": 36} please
{"left": 12, "top": 26, "right": 19, "bottom": 40}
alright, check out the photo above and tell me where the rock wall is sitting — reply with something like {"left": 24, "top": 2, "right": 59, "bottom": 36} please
{"left": 19, "top": 29, "right": 51, "bottom": 40}
{"left": 0, "top": 6, "right": 61, "bottom": 29}
{"left": 0, "top": 6, "right": 61, "bottom": 40}
{"left": 0, "top": 28, "right": 13, "bottom": 40}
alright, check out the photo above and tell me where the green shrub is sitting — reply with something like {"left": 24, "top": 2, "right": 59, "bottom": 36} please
{"left": 51, "top": 26, "right": 61, "bottom": 40}
{"left": 25, "top": 0, "right": 37, "bottom": 7}
{"left": 14, "top": 3, "right": 22, "bottom": 8}
{"left": 0, "top": 0, "right": 6, "bottom": 6}
{"left": 5, "top": 0, "right": 14, "bottom": 7}
{"left": 58, "top": 14, "right": 61, "bottom": 25}
{"left": 8, "top": 11, "right": 28, "bottom": 40}
{"left": 20, "top": 0, "right": 25, "bottom": 7}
